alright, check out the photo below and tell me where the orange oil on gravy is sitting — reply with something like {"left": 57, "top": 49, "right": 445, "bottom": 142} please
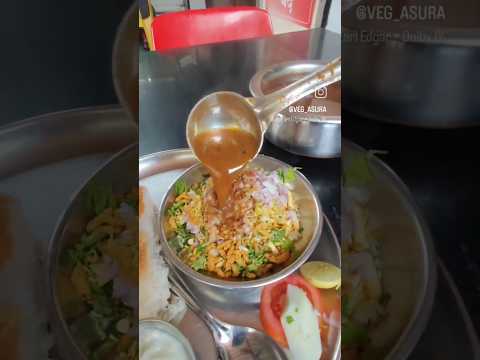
{"left": 192, "top": 128, "right": 258, "bottom": 207}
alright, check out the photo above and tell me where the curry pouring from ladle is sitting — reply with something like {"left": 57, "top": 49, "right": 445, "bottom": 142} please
{"left": 185, "top": 57, "right": 341, "bottom": 206}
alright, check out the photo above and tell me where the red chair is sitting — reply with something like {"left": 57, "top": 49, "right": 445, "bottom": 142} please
{"left": 151, "top": 7, "right": 273, "bottom": 52}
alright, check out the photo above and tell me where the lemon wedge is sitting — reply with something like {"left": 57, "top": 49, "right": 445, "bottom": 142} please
{"left": 300, "top": 261, "right": 341, "bottom": 289}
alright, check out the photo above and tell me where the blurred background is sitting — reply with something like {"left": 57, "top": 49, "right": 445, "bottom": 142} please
{"left": 0, "top": 0, "right": 134, "bottom": 126}
{"left": 150, "top": 0, "right": 340, "bottom": 34}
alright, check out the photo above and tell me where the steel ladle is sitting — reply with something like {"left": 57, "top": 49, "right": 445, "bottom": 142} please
{"left": 186, "top": 57, "right": 341, "bottom": 159}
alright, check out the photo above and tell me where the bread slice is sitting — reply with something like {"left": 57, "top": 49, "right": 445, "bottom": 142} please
{"left": 139, "top": 186, "right": 186, "bottom": 324}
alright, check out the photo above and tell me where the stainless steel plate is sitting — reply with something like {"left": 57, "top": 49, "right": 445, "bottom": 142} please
{"left": 0, "top": 105, "right": 137, "bottom": 178}
{"left": 0, "top": 106, "right": 136, "bottom": 358}
{"left": 139, "top": 149, "right": 341, "bottom": 359}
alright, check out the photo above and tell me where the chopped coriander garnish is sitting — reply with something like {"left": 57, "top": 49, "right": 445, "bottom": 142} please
{"left": 286, "top": 315, "right": 294, "bottom": 324}
{"left": 176, "top": 223, "right": 192, "bottom": 240}
{"left": 247, "top": 249, "right": 266, "bottom": 272}
{"left": 169, "top": 224, "right": 193, "bottom": 252}
{"left": 196, "top": 243, "right": 207, "bottom": 255}
{"left": 174, "top": 180, "right": 188, "bottom": 195}
{"left": 85, "top": 183, "right": 116, "bottom": 215}
{"left": 271, "top": 229, "right": 294, "bottom": 251}
{"left": 277, "top": 167, "right": 300, "bottom": 184}
{"left": 272, "top": 229, "right": 286, "bottom": 243}
{"left": 246, "top": 263, "right": 258, "bottom": 272}
{"left": 168, "top": 237, "right": 185, "bottom": 253}
{"left": 191, "top": 256, "right": 206, "bottom": 271}
{"left": 282, "top": 239, "right": 294, "bottom": 251}
{"left": 167, "top": 201, "right": 185, "bottom": 216}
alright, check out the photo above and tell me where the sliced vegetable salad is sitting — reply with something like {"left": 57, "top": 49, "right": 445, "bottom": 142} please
{"left": 260, "top": 269, "right": 340, "bottom": 360}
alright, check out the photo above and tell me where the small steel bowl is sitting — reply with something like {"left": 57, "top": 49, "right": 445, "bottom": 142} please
{"left": 250, "top": 61, "right": 341, "bottom": 158}
{"left": 139, "top": 319, "right": 196, "bottom": 360}
{"left": 159, "top": 154, "right": 323, "bottom": 290}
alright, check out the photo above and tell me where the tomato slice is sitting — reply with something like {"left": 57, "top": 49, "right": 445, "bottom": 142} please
{"left": 259, "top": 274, "right": 323, "bottom": 348}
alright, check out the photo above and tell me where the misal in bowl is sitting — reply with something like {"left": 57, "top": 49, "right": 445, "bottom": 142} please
{"left": 160, "top": 155, "right": 322, "bottom": 287}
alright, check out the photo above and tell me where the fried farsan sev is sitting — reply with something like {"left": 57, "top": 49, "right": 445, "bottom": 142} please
{"left": 166, "top": 168, "right": 301, "bottom": 279}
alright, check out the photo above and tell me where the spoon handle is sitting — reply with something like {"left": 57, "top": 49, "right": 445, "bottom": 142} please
{"left": 167, "top": 264, "right": 218, "bottom": 325}
{"left": 166, "top": 263, "right": 230, "bottom": 359}
{"left": 253, "top": 56, "right": 341, "bottom": 131}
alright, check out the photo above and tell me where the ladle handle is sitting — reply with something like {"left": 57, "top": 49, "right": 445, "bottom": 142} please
{"left": 167, "top": 269, "right": 231, "bottom": 359}
{"left": 253, "top": 56, "right": 341, "bottom": 132}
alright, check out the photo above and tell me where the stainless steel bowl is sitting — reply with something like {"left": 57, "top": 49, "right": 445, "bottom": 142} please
{"left": 343, "top": 140, "right": 437, "bottom": 360}
{"left": 159, "top": 154, "right": 322, "bottom": 291}
{"left": 249, "top": 61, "right": 341, "bottom": 158}
{"left": 47, "top": 144, "right": 138, "bottom": 359}
{"left": 342, "top": 6, "right": 480, "bottom": 128}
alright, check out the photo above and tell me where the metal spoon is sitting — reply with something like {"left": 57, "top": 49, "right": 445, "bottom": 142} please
{"left": 167, "top": 264, "right": 289, "bottom": 360}
{"left": 186, "top": 56, "right": 341, "bottom": 159}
